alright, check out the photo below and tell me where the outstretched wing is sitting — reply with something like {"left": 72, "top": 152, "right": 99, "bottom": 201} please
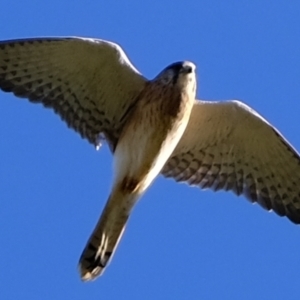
{"left": 0, "top": 37, "right": 147, "bottom": 148}
{"left": 162, "top": 100, "right": 300, "bottom": 224}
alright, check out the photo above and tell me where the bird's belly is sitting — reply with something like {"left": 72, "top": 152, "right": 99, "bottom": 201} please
{"left": 113, "top": 99, "right": 191, "bottom": 196}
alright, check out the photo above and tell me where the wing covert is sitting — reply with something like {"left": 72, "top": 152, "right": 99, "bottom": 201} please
{"left": 0, "top": 37, "right": 147, "bottom": 148}
{"left": 162, "top": 100, "right": 300, "bottom": 224}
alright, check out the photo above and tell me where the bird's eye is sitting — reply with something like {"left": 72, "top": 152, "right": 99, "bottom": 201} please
{"left": 187, "top": 66, "right": 193, "bottom": 73}
{"left": 182, "top": 65, "right": 193, "bottom": 74}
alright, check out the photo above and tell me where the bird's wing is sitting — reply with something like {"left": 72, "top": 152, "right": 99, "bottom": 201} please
{"left": 0, "top": 37, "right": 147, "bottom": 148}
{"left": 162, "top": 100, "right": 300, "bottom": 224}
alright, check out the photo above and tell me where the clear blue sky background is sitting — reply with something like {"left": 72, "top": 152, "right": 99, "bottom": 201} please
{"left": 1, "top": 1, "right": 300, "bottom": 299}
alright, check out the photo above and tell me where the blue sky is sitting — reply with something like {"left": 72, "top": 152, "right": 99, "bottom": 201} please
{"left": 1, "top": 1, "right": 300, "bottom": 299}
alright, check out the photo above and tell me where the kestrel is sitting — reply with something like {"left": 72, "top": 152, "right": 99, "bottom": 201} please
{"left": 1, "top": 37, "right": 300, "bottom": 281}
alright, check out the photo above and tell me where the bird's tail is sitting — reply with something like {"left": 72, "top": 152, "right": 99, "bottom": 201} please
{"left": 78, "top": 188, "right": 136, "bottom": 281}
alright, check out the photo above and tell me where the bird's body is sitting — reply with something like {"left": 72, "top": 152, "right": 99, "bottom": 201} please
{"left": 79, "top": 63, "right": 196, "bottom": 280}
{"left": 1, "top": 36, "right": 300, "bottom": 281}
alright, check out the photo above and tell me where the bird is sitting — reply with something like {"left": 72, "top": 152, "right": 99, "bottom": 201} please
{"left": 0, "top": 36, "right": 300, "bottom": 281}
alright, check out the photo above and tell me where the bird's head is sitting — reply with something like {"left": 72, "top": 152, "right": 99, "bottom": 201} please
{"left": 154, "top": 61, "right": 196, "bottom": 96}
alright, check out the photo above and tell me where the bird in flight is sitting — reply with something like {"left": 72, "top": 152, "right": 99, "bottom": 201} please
{"left": 0, "top": 37, "right": 300, "bottom": 281}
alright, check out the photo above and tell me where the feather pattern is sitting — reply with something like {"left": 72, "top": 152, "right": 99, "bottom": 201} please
{"left": 0, "top": 37, "right": 146, "bottom": 148}
{"left": 162, "top": 100, "right": 300, "bottom": 223}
